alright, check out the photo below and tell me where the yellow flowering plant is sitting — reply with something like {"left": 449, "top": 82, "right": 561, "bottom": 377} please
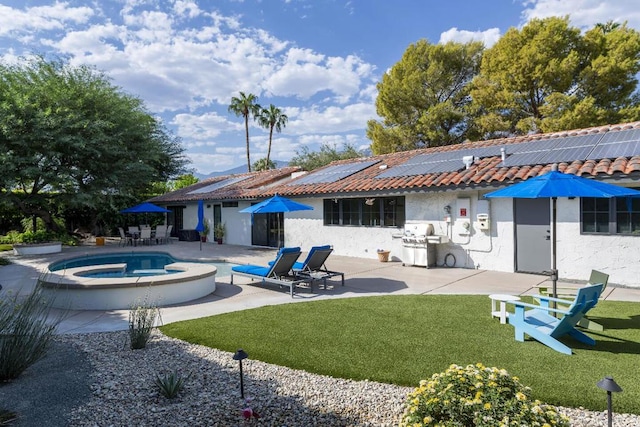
{"left": 399, "top": 363, "right": 570, "bottom": 427}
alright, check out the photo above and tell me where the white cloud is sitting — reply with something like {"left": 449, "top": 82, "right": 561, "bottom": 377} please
{"left": 0, "top": 1, "right": 378, "bottom": 172}
{"left": 521, "top": 0, "right": 640, "bottom": 30}
{"left": 0, "top": 3, "right": 94, "bottom": 36}
{"left": 172, "top": 112, "right": 236, "bottom": 143}
{"left": 285, "top": 103, "right": 376, "bottom": 135}
{"left": 439, "top": 27, "right": 501, "bottom": 48}
{"left": 263, "top": 48, "right": 374, "bottom": 102}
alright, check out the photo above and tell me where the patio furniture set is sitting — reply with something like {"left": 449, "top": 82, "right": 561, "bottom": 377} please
{"left": 118, "top": 225, "right": 173, "bottom": 246}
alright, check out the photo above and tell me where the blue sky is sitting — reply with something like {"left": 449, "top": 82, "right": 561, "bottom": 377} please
{"left": 1, "top": 1, "right": 639, "bottom": 175}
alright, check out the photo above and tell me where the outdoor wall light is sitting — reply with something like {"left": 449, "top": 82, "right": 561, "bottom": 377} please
{"left": 206, "top": 204, "right": 211, "bottom": 208}
{"left": 597, "top": 376, "right": 623, "bottom": 427}
{"left": 233, "top": 349, "right": 249, "bottom": 399}
{"left": 444, "top": 205, "right": 451, "bottom": 214}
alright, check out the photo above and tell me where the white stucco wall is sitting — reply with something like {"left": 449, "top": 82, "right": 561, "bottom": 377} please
{"left": 187, "top": 192, "right": 639, "bottom": 286}
{"left": 223, "top": 203, "right": 252, "bottom": 245}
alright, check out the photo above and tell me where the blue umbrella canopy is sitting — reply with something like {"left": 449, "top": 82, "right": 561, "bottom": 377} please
{"left": 239, "top": 194, "right": 313, "bottom": 214}
{"left": 194, "top": 200, "right": 205, "bottom": 250}
{"left": 485, "top": 169, "right": 640, "bottom": 299}
{"left": 120, "top": 202, "right": 170, "bottom": 214}
{"left": 195, "top": 200, "right": 205, "bottom": 232}
{"left": 484, "top": 171, "right": 640, "bottom": 199}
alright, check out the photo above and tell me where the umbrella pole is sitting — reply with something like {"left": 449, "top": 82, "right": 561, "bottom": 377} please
{"left": 551, "top": 197, "right": 558, "bottom": 309}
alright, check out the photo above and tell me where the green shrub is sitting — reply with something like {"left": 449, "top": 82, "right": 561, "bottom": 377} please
{"left": 154, "top": 370, "right": 189, "bottom": 399}
{"left": 0, "top": 231, "right": 23, "bottom": 245}
{"left": 0, "top": 257, "right": 10, "bottom": 266}
{"left": 399, "top": 363, "right": 570, "bottom": 427}
{"left": 0, "top": 287, "right": 60, "bottom": 381}
{"left": 128, "top": 299, "right": 160, "bottom": 350}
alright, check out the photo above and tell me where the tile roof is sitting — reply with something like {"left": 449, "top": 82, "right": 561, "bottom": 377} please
{"left": 149, "top": 166, "right": 302, "bottom": 203}
{"left": 272, "top": 121, "right": 640, "bottom": 197}
{"left": 154, "top": 121, "right": 640, "bottom": 202}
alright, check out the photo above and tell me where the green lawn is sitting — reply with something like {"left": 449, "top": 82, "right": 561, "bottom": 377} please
{"left": 160, "top": 295, "right": 640, "bottom": 414}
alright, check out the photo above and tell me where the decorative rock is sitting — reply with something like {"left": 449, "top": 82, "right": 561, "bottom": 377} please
{"left": 46, "top": 331, "right": 639, "bottom": 427}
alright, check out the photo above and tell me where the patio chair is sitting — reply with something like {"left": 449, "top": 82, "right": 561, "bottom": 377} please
{"left": 154, "top": 225, "right": 167, "bottom": 244}
{"left": 118, "top": 227, "right": 133, "bottom": 247}
{"left": 508, "top": 283, "right": 604, "bottom": 355}
{"left": 230, "top": 247, "right": 311, "bottom": 297}
{"left": 289, "top": 245, "right": 344, "bottom": 288}
{"left": 536, "top": 269, "right": 609, "bottom": 331}
{"left": 165, "top": 225, "right": 173, "bottom": 244}
{"left": 138, "top": 228, "right": 152, "bottom": 246}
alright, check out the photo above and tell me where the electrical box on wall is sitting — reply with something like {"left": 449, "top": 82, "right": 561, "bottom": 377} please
{"left": 456, "top": 198, "right": 471, "bottom": 235}
{"left": 477, "top": 213, "right": 490, "bottom": 231}
{"left": 476, "top": 199, "right": 490, "bottom": 232}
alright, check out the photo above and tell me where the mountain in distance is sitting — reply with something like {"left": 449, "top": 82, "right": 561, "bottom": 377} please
{"left": 194, "top": 160, "right": 290, "bottom": 180}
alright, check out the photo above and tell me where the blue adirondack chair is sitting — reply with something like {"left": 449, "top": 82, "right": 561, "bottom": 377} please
{"left": 508, "top": 283, "right": 604, "bottom": 355}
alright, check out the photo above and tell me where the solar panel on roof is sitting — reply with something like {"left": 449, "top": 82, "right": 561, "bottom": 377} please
{"left": 501, "top": 134, "right": 602, "bottom": 166}
{"left": 537, "top": 146, "right": 596, "bottom": 164}
{"left": 290, "top": 160, "right": 379, "bottom": 185}
{"left": 502, "top": 151, "right": 547, "bottom": 167}
{"left": 598, "top": 128, "right": 640, "bottom": 144}
{"left": 507, "top": 139, "right": 562, "bottom": 154}
{"left": 587, "top": 140, "right": 640, "bottom": 160}
{"left": 188, "top": 176, "right": 249, "bottom": 194}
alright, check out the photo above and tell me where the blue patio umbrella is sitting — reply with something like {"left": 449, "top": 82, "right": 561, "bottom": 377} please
{"left": 485, "top": 167, "right": 640, "bottom": 298}
{"left": 120, "top": 202, "right": 170, "bottom": 229}
{"left": 120, "top": 202, "right": 170, "bottom": 214}
{"left": 239, "top": 194, "right": 314, "bottom": 214}
{"left": 195, "top": 200, "right": 205, "bottom": 250}
{"left": 240, "top": 194, "right": 313, "bottom": 247}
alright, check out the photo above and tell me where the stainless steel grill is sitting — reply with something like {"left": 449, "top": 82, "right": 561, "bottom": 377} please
{"left": 401, "top": 222, "right": 436, "bottom": 268}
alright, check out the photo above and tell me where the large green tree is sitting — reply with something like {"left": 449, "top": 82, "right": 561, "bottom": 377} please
{"left": 470, "top": 17, "right": 640, "bottom": 136}
{"left": 228, "top": 92, "right": 261, "bottom": 172}
{"left": 367, "top": 40, "right": 484, "bottom": 154}
{"left": 0, "top": 56, "right": 188, "bottom": 232}
{"left": 289, "top": 143, "right": 364, "bottom": 171}
{"left": 257, "top": 104, "right": 288, "bottom": 168}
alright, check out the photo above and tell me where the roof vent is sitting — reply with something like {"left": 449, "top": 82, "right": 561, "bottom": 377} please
{"left": 462, "top": 155, "right": 474, "bottom": 169}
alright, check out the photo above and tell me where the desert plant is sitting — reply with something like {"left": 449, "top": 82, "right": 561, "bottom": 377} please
{"left": 399, "top": 363, "right": 570, "bottom": 427}
{"left": 154, "top": 370, "right": 189, "bottom": 399}
{"left": 0, "top": 286, "right": 60, "bottom": 381}
{"left": 128, "top": 298, "right": 160, "bottom": 350}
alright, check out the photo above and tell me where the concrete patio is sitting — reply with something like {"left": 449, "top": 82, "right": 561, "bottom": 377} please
{"left": 2, "top": 239, "right": 639, "bottom": 334}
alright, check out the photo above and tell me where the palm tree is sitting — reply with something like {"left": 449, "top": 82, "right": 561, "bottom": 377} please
{"left": 228, "top": 92, "right": 261, "bottom": 172}
{"left": 257, "top": 104, "right": 288, "bottom": 168}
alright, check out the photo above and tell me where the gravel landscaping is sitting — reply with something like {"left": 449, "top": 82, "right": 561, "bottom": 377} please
{"left": 1, "top": 331, "right": 639, "bottom": 426}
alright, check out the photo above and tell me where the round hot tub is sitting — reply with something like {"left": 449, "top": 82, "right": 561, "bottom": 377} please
{"left": 40, "top": 252, "right": 226, "bottom": 310}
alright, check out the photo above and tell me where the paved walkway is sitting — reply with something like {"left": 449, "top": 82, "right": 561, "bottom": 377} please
{"left": 2, "top": 240, "right": 639, "bottom": 334}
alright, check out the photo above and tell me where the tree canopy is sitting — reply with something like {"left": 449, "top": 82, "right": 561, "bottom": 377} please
{"left": 470, "top": 17, "right": 640, "bottom": 136}
{"left": 289, "top": 143, "right": 365, "bottom": 171}
{"left": 367, "top": 40, "right": 483, "bottom": 154}
{"left": 0, "top": 56, "right": 188, "bottom": 232}
{"left": 228, "top": 92, "right": 261, "bottom": 172}
{"left": 368, "top": 17, "right": 640, "bottom": 153}
{"left": 257, "top": 104, "right": 288, "bottom": 168}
